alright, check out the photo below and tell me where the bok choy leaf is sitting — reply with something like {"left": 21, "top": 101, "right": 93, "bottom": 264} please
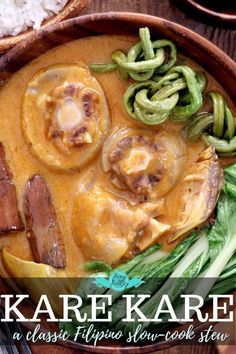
{"left": 176, "top": 173, "right": 236, "bottom": 318}
{"left": 117, "top": 232, "right": 209, "bottom": 335}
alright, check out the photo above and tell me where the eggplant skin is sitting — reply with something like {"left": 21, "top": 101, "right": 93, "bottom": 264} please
{"left": 23, "top": 175, "right": 66, "bottom": 269}
{"left": 0, "top": 143, "right": 24, "bottom": 234}
{"left": 169, "top": 146, "right": 224, "bottom": 242}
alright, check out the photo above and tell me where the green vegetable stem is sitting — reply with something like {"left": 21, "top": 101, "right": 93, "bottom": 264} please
{"left": 185, "top": 92, "right": 236, "bottom": 155}
{"left": 90, "top": 27, "right": 177, "bottom": 81}
{"left": 124, "top": 67, "right": 205, "bottom": 125}
{"left": 175, "top": 168, "right": 236, "bottom": 319}
{"left": 90, "top": 27, "right": 208, "bottom": 125}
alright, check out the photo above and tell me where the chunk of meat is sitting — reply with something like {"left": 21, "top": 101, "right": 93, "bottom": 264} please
{"left": 102, "top": 129, "right": 186, "bottom": 201}
{"left": 22, "top": 64, "right": 110, "bottom": 171}
{"left": 46, "top": 83, "right": 99, "bottom": 155}
{"left": 0, "top": 143, "right": 23, "bottom": 234}
{"left": 72, "top": 185, "right": 169, "bottom": 264}
{"left": 169, "top": 147, "right": 223, "bottom": 242}
{"left": 109, "top": 135, "right": 165, "bottom": 196}
{"left": 23, "top": 175, "right": 66, "bottom": 268}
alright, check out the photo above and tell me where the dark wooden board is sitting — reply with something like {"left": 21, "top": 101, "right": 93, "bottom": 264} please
{"left": 84, "top": 0, "right": 236, "bottom": 61}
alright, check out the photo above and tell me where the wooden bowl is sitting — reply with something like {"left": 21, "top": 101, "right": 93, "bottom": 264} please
{"left": 175, "top": 0, "right": 236, "bottom": 26}
{"left": 0, "top": 12, "right": 236, "bottom": 353}
{"left": 0, "top": 0, "right": 91, "bottom": 53}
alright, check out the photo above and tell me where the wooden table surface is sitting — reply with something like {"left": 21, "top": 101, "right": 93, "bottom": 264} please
{"left": 85, "top": 0, "right": 236, "bottom": 61}
{"left": 17, "top": 1, "right": 236, "bottom": 354}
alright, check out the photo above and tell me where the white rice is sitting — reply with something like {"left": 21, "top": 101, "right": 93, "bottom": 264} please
{"left": 0, "top": 0, "right": 69, "bottom": 38}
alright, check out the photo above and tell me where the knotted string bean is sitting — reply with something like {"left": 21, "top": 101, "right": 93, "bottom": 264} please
{"left": 185, "top": 92, "right": 236, "bottom": 155}
{"left": 90, "top": 26, "right": 235, "bottom": 137}
{"left": 90, "top": 27, "right": 177, "bottom": 81}
{"left": 123, "top": 66, "right": 206, "bottom": 125}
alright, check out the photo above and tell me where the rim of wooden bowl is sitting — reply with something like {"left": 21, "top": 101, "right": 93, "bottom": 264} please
{"left": 0, "top": 0, "right": 91, "bottom": 53}
{"left": 1, "top": 12, "right": 236, "bottom": 101}
{"left": 176, "top": 0, "right": 236, "bottom": 26}
{"left": 0, "top": 11, "right": 235, "bottom": 353}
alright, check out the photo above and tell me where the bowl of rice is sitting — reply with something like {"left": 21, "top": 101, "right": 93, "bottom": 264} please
{"left": 0, "top": 0, "right": 91, "bottom": 53}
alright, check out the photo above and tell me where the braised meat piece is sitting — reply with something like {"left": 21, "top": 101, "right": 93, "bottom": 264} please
{"left": 46, "top": 83, "right": 99, "bottom": 155}
{"left": 0, "top": 143, "right": 23, "bottom": 234}
{"left": 103, "top": 129, "right": 186, "bottom": 200}
{"left": 109, "top": 135, "right": 164, "bottom": 196}
{"left": 23, "top": 175, "right": 66, "bottom": 268}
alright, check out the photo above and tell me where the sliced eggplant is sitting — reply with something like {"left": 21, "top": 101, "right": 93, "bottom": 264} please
{"left": 23, "top": 175, "right": 66, "bottom": 268}
{"left": 0, "top": 143, "right": 23, "bottom": 234}
{"left": 169, "top": 147, "right": 223, "bottom": 242}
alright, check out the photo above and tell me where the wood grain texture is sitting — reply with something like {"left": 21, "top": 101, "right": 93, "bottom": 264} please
{"left": 83, "top": 0, "right": 236, "bottom": 61}
{"left": 175, "top": 0, "right": 236, "bottom": 26}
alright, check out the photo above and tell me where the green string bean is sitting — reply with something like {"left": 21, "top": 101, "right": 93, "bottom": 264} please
{"left": 90, "top": 27, "right": 177, "bottom": 81}
{"left": 90, "top": 26, "right": 235, "bottom": 136}
{"left": 169, "top": 66, "right": 204, "bottom": 122}
{"left": 123, "top": 66, "right": 205, "bottom": 125}
{"left": 185, "top": 92, "right": 236, "bottom": 155}
{"left": 89, "top": 63, "right": 118, "bottom": 73}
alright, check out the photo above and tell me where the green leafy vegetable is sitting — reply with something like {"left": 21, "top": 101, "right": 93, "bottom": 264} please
{"left": 74, "top": 244, "right": 162, "bottom": 301}
{"left": 176, "top": 170, "right": 236, "bottom": 318}
{"left": 90, "top": 27, "right": 177, "bottom": 82}
{"left": 83, "top": 261, "right": 112, "bottom": 273}
{"left": 62, "top": 163, "right": 236, "bottom": 339}
{"left": 90, "top": 27, "right": 207, "bottom": 125}
{"left": 117, "top": 232, "right": 209, "bottom": 335}
{"left": 185, "top": 92, "right": 236, "bottom": 155}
